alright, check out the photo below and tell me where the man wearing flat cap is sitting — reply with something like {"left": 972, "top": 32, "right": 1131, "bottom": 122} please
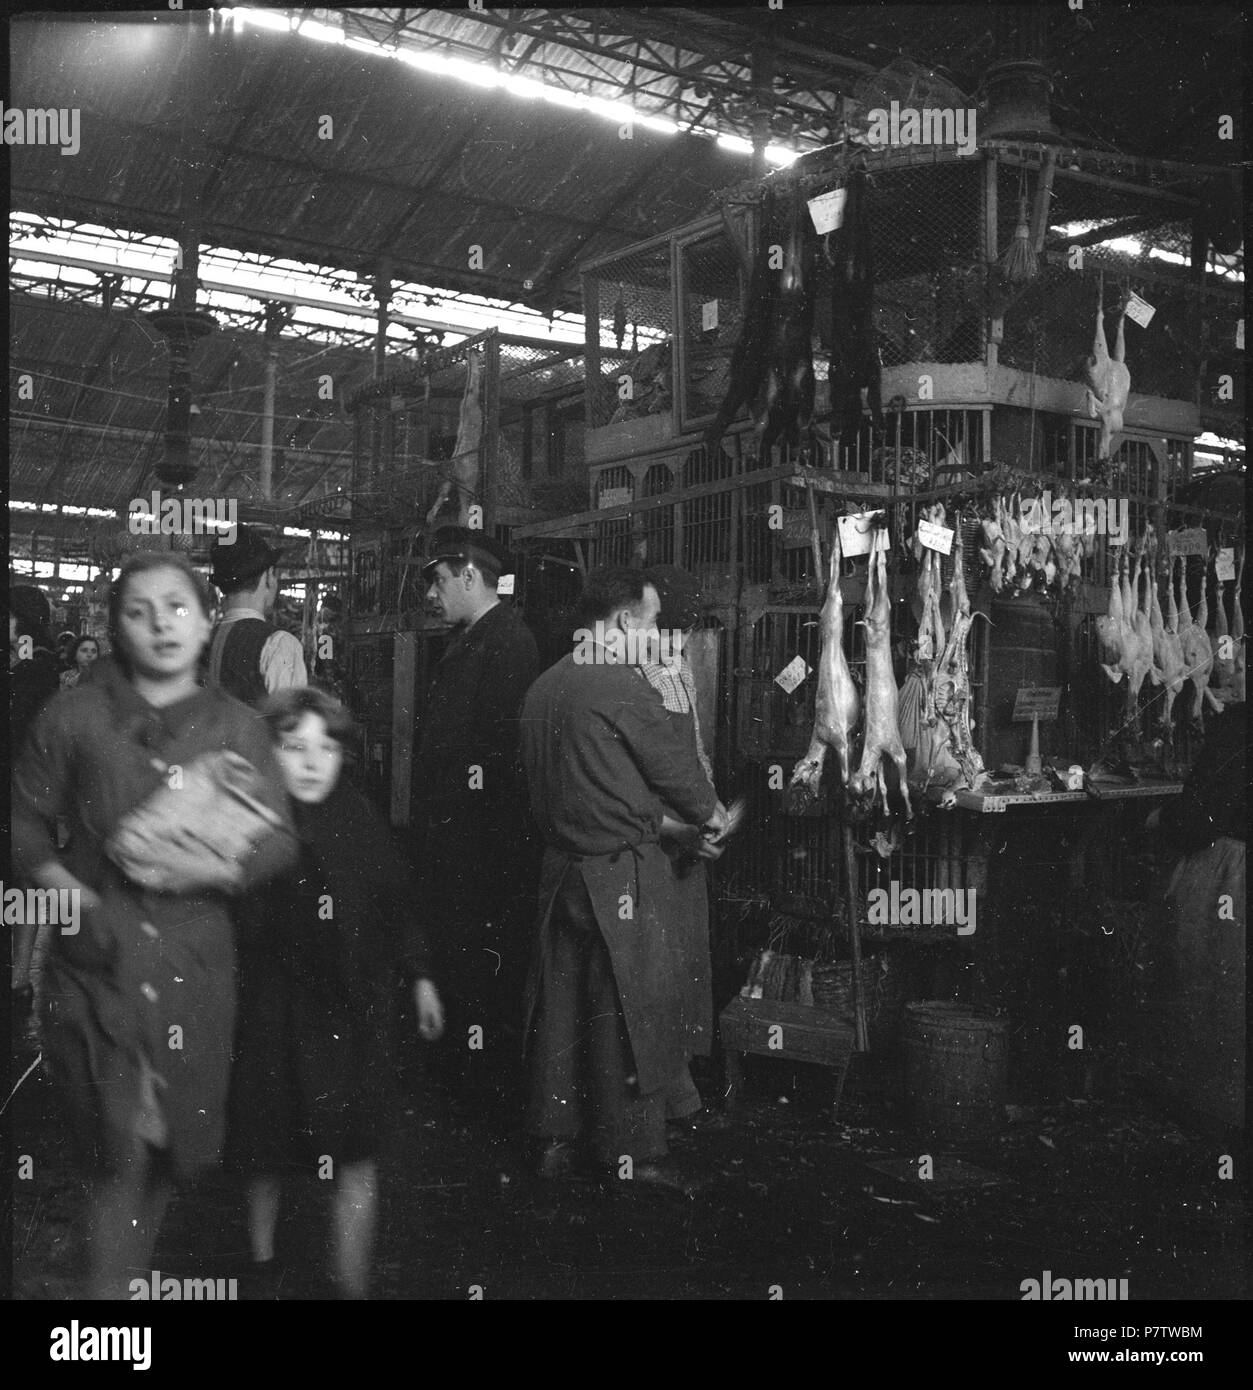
{"left": 208, "top": 524, "right": 307, "bottom": 705}
{"left": 416, "top": 525, "right": 540, "bottom": 1142}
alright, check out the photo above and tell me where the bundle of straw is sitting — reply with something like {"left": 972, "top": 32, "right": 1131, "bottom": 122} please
{"left": 998, "top": 194, "right": 1038, "bottom": 284}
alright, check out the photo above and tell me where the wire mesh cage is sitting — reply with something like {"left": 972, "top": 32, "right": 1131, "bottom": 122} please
{"left": 582, "top": 235, "right": 674, "bottom": 431}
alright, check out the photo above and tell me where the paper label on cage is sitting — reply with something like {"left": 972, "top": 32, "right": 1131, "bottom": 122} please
{"left": 598, "top": 487, "right": 632, "bottom": 509}
{"left": 496, "top": 573, "right": 516, "bottom": 595}
{"left": 807, "top": 187, "right": 846, "bottom": 235}
{"left": 1237, "top": 319, "right": 1245, "bottom": 351}
{"left": 701, "top": 299, "right": 719, "bottom": 332}
{"left": 1168, "top": 527, "right": 1208, "bottom": 556}
{"left": 1124, "top": 291, "right": 1156, "bottom": 328}
{"left": 1215, "top": 548, "right": 1235, "bottom": 582}
{"left": 917, "top": 518, "right": 954, "bottom": 555}
{"left": 837, "top": 511, "right": 888, "bottom": 557}
{"left": 774, "top": 656, "right": 811, "bottom": 694}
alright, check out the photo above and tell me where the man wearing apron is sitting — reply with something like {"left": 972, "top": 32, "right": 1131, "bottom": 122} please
{"left": 519, "top": 567, "right": 727, "bottom": 1193}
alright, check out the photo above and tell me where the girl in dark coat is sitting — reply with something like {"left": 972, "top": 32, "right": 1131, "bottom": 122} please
{"left": 12, "top": 553, "right": 297, "bottom": 1300}
{"left": 226, "top": 687, "right": 444, "bottom": 1299}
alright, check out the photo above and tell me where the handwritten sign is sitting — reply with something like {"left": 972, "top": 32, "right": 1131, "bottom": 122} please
{"left": 1012, "top": 686, "right": 1062, "bottom": 722}
{"left": 496, "top": 573, "right": 516, "bottom": 596}
{"left": 917, "top": 518, "right": 954, "bottom": 555}
{"left": 1168, "top": 527, "right": 1208, "bottom": 557}
{"left": 837, "top": 510, "right": 888, "bottom": 557}
{"left": 1124, "top": 291, "right": 1156, "bottom": 328}
{"left": 807, "top": 187, "right": 847, "bottom": 235}
{"left": 782, "top": 510, "right": 827, "bottom": 549}
{"left": 774, "top": 656, "right": 811, "bottom": 694}
{"left": 598, "top": 487, "right": 632, "bottom": 510}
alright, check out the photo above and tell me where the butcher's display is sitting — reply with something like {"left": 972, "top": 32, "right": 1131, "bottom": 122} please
{"left": 790, "top": 526, "right": 859, "bottom": 804}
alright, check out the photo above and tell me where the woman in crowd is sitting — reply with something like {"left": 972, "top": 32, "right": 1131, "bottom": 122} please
{"left": 12, "top": 552, "right": 297, "bottom": 1300}
{"left": 8, "top": 582, "right": 64, "bottom": 1014}
{"left": 60, "top": 633, "right": 101, "bottom": 689}
{"left": 227, "top": 686, "right": 444, "bottom": 1300}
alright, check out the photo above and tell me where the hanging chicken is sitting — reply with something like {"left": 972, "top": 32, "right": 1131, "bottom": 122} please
{"left": 1177, "top": 554, "right": 1219, "bottom": 727}
{"left": 1082, "top": 277, "right": 1131, "bottom": 478}
{"left": 1151, "top": 550, "right": 1186, "bottom": 735}
{"left": 1233, "top": 544, "right": 1246, "bottom": 704}
{"left": 789, "top": 526, "right": 859, "bottom": 806}
{"left": 1095, "top": 541, "right": 1161, "bottom": 737}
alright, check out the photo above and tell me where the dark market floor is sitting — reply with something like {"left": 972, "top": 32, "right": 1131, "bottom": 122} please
{"left": 11, "top": 1019, "right": 1246, "bottom": 1302}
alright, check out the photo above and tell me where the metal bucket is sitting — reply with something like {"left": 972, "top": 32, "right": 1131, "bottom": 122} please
{"left": 903, "top": 1001, "right": 1008, "bottom": 1142}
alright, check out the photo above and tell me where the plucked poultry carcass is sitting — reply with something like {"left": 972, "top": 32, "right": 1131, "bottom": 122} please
{"left": 1208, "top": 554, "right": 1236, "bottom": 697}
{"left": 930, "top": 515, "right": 989, "bottom": 791}
{"left": 1149, "top": 551, "right": 1186, "bottom": 735}
{"left": 978, "top": 506, "right": 1007, "bottom": 593}
{"left": 1095, "top": 543, "right": 1161, "bottom": 735}
{"left": 1177, "top": 554, "right": 1220, "bottom": 726}
{"left": 1233, "top": 544, "right": 1246, "bottom": 703}
{"left": 900, "top": 507, "right": 964, "bottom": 803}
{"left": 1082, "top": 278, "right": 1131, "bottom": 471}
{"left": 849, "top": 543, "right": 912, "bottom": 818}
{"left": 789, "top": 527, "right": 860, "bottom": 806}
{"left": 1052, "top": 524, "right": 1085, "bottom": 590}
{"left": 426, "top": 349, "right": 485, "bottom": 526}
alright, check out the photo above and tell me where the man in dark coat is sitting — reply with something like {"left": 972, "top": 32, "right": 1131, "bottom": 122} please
{"left": 415, "top": 527, "right": 540, "bottom": 1136}
{"left": 519, "top": 567, "right": 727, "bottom": 1191}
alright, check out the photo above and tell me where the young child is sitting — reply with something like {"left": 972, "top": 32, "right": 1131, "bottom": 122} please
{"left": 12, "top": 552, "right": 297, "bottom": 1299}
{"left": 226, "top": 686, "right": 444, "bottom": 1299}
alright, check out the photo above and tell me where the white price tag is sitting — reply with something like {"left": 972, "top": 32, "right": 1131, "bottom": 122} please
{"left": 701, "top": 299, "right": 719, "bottom": 332}
{"left": 1124, "top": 291, "right": 1156, "bottom": 328}
{"left": 1215, "top": 547, "right": 1235, "bottom": 582}
{"left": 807, "top": 187, "right": 847, "bottom": 235}
{"left": 497, "top": 573, "right": 516, "bottom": 595}
{"left": 598, "top": 487, "right": 632, "bottom": 509}
{"left": 917, "top": 518, "right": 954, "bottom": 555}
{"left": 774, "top": 656, "right": 811, "bottom": 694}
{"left": 837, "top": 510, "right": 888, "bottom": 557}
{"left": 1237, "top": 319, "right": 1245, "bottom": 351}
